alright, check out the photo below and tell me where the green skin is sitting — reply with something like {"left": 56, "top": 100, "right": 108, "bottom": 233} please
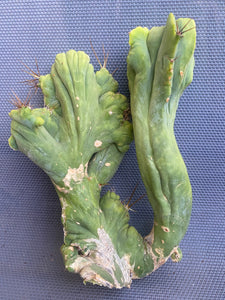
{"left": 127, "top": 13, "right": 196, "bottom": 260}
{"left": 8, "top": 13, "right": 196, "bottom": 288}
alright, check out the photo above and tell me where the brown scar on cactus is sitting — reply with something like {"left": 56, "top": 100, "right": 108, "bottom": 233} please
{"left": 161, "top": 226, "right": 170, "bottom": 233}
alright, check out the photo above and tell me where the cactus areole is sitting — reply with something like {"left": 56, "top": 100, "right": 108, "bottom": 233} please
{"left": 8, "top": 14, "right": 196, "bottom": 288}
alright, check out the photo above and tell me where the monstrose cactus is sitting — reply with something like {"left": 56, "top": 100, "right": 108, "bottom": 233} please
{"left": 8, "top": 13, "right": 196, "bottom": 288}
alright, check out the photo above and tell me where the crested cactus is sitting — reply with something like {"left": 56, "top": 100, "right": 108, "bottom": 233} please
{"left": 8, "top": 13, "right": 196, "bottom": 288}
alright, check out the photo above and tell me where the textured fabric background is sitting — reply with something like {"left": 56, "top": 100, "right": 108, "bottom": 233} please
{"left": 0, "top": 1, "right": 224, "bottom": 299}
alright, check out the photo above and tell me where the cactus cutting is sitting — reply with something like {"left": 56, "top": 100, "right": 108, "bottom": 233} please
{"left": 8, "top": 13, "right": 196, "bottom": 288}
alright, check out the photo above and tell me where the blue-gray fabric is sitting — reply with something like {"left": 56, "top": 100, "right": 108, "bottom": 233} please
{"left": 0, "top": 1, "right": 224, "bottom": 299}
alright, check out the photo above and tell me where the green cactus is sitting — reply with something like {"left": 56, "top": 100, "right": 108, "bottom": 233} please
{"left": 127, "top": 13, "right": 196, "bottom": 262}
{"left": 8, "top": 13, "right": 196, "bottom": 288}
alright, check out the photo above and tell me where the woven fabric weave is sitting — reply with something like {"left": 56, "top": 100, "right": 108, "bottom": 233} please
{"left": 0, "top": 1, "right": 224, "bottom": 299}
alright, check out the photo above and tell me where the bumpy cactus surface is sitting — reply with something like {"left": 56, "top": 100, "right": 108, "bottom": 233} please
{"left": 8, "top": 13, "right": 196, "bottom": 289}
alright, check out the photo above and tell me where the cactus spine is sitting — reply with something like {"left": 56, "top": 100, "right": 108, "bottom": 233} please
{"left": 8, "top": 13, "right": 196, "bottom": 288}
